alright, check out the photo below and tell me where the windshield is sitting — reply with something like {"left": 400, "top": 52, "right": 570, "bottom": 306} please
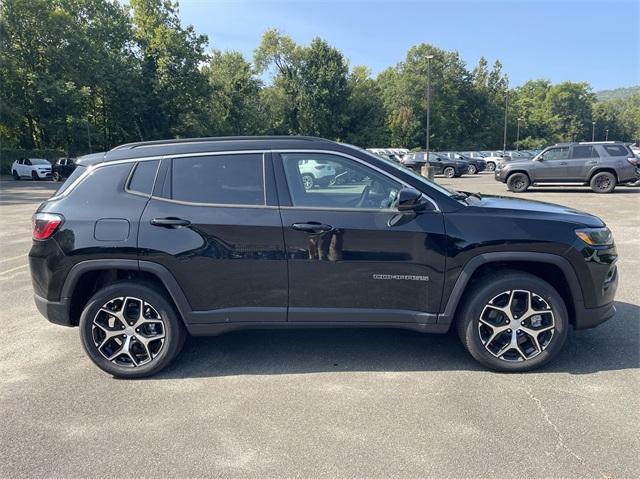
{"left": 343, "top": 144, "right": 463, "bottom": 199}
{"left": 31, "top": 159, "right": 50, "bottom": 165}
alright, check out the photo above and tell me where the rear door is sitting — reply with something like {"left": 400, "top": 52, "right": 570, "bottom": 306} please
{"left": 533, "top": 146, "right": 570, "bottom": 181}
{"left": 275, "top": 151, "right": 446, "bottom": 324}
{"left": 138, "top": 152, "right": 288, "bottom": 324}
{"left": 567, "top": 145, "right": 599, "bottom": 180}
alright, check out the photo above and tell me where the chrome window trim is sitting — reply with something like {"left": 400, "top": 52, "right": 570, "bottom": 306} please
{"left": 49, "top": 148, "right": 441, "bottom": 212}
{"left": 124, "top": 159, "right": 161, "bottom": 199}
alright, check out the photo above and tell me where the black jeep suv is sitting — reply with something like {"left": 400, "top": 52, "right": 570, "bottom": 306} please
{"left": 30, "top": 137, "right": 618, "bottom": 378}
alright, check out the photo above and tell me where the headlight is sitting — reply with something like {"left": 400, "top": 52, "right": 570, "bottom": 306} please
{"left": 575, "top": 227, "right": 613, "bottom": 246}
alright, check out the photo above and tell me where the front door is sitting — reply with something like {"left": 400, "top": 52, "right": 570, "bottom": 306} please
{"left": 275, "top": 151, "right": 446, "bottom": 324}
{"left": 138, "top": 152, "right": 287, "bottom": 324}
{"left": 533, "top": 146, "right": 570, "bottom": 181}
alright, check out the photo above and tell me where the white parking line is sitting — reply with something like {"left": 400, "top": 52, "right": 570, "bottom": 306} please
{"left": 0, "top": 254, "right": 26, "bottom": 263}
{"left": 0, "top": 263, "right": 27, "bottom": 275}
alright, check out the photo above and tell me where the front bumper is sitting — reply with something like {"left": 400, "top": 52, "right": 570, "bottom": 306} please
{"left": 574, "top": 301, "right": 616, "bottom": 330}
{"left": 494, "top": 169, "right": 507, "bottom": 182}
{"left": 34, "top": 293, "right": 72, "bottom": 326}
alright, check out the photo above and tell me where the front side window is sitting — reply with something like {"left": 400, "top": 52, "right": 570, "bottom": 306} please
{"left": 281, "top": 153, "right": 401, "bottom": 209}
{"left": 171, "top": 154, "right": 264, "bottom": 205}
{"left": 540, "top": 147, "right": 569, "bottom": 161}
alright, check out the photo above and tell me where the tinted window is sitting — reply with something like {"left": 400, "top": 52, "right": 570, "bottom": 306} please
{"left": 571, "top": 146, "right": 596, "bottom": 158}
{"left": 603, "top": 145, "right": 629, "bottom": 156}
{"left": 171, "top": 154, "right": 264, "bottom": 205}
{"left": 281, "top": 153, "right": 401, "bottom": 209}
{"left": 128, "top": 160, "right": 159, "bottom": 195}
{"left": 31, "top": 159, "right": 49, "bottom": 165}
{"left": 541, "top": 147, "right": 569, "bottom": 161}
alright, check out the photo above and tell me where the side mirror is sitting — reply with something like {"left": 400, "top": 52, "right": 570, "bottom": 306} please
{"left": 396, "top": 187, "right": 431, "bottom": 212}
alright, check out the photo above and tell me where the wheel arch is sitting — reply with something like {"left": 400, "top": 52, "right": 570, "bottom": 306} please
{"left": 63, "top": 260, "right": 192, "bottom": 326}
{"left": 589, "top": 167, "right": 619, "bottom": 182}
{"left": 506, "top": 169, "right": 531, "bottom": 181}
{"left": 438, "top": 252, "right": 584, "bottom": 329}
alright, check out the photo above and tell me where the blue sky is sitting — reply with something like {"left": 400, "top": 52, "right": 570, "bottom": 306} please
{"left": 178, "top": 0, "right": 639, "bottom": 91}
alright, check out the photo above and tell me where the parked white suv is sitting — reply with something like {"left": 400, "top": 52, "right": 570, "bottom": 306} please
{"left": 297, "top": 159, "right": 336, "bottom": 189}
{"left": 11, "top": 158, "right": 52, "bottom": 180}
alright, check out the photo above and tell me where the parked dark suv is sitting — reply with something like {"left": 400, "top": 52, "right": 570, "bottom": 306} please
{"left": 401, "top": 152, "right": 468, "bottom": 177}
{"left": 30, "top": 137, "right": 618, "bottom": 378}
{"left": 495, "top": 141, "right": 640, "bottom": 193}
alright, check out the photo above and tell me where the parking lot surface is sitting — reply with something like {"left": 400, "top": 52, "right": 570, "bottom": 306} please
{"left": 1, "top": 174, "right": 638, "bottom": 478}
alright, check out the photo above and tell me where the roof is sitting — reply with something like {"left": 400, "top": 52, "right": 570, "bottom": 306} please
{"left": 78, "top": 136, "right": 340, "bottom": 166}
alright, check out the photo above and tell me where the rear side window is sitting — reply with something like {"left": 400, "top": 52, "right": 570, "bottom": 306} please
{"left": 171, "top": 154, "right": 265, "bottom": 205}
{"left": 55, "top": 165, "right": 86, "bottom": 196}
{"left": 128, "top": 160, "right": 159, "bottom": 195}
{"left": 571, "top": 146, "right": 599, "bottom": 158}
{"left": 603, "top": 145, "right": 629, "bottom": 156}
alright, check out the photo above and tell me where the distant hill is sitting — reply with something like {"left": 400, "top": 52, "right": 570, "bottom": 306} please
{"left": 595, "top": 86, "right": 640, "bottom": 102}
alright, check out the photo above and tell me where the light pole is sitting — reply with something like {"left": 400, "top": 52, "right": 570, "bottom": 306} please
{"left": 591, "top": 121, "right": 596, "bottom": 142}
{"left": 605, "top": 128, "right": 609, "bottom": 141}
{"left": 425, "top": 54, "right": 434, "bottom": 160}
{"left": 516, "top": 117, "right": 523, "bottom": 151}
{"left": 502, "top": 89, "right": 509, "bottom": 153}
{"left": 86, "top": 115, "right": 93, "bottom": 154}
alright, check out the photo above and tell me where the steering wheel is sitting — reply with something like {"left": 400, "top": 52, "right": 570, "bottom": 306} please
{"left": 355, "top": 185, "right": 371, "bottom": 208}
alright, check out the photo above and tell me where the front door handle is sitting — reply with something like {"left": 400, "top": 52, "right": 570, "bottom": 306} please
{"left": 151, "top": 217, "right": 191, "bottom": 228}
{"left": 291, "top": 222, "right": 333, "bottom": 233}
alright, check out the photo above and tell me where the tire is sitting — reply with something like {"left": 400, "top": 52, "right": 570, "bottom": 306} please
{"left": 590, "top": 171, "right": 616, "bottom": 193}
{"left": 12, "top": 170, "right": 20, "bottom": 181}
{"left": 443, "top": 167, "right": 456, "bottom": 178}
{"left": 507, "top": 172, "right": 530, "bottom": 192}
{"left": 53, "top": 172, "right": 62, "bottom": 182}
{"left": 301, "top": 174, "right": 314, "bottom": 190}
{"left": 467, "top": 164, "right": 477, "bottom": 175}
{"left": 31, "top": 170, "right": 39, "bottom": 181}
{"left": 487, "top": 162, "right": 496, "bottom": 171}
{"left": 456, "top": 271, "right": 569, "bottom": 372}
{"left": 79, "top": 281, "right": 186, "bottom": 378}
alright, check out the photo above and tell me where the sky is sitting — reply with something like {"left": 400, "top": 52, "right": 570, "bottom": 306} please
{"left": 177, "top": 0, "right": 639, "bottom": 91}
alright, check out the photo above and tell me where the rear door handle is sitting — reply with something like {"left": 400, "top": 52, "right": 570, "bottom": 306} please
{"left": 151, "top": 217, "right": 191, "bottom": 228}
{"left": 291, "top": 222, "right": 333, "bottom": 233}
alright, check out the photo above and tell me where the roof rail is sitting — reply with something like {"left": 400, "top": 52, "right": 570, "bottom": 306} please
{"left": 110, "top": 135, "right": 332, "bottom": 151}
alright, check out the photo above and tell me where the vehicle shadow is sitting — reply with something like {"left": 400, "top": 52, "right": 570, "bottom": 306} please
{"left": 526, "top": 187, "right": 639, "bottom": 194}
{"left": 155, "top": 300, "right": 639, "bottom": 379}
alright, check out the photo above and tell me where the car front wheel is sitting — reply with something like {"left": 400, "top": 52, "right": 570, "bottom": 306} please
{"left": 12, "top": 170, "right": 20, "bottom": 180}
{"left": 507, "top": 172, "right": 530, "bottom": 192}
{"left": 486, "top": 162, "right": 496, "bottom": 171}
{"left": 443, "top": 167, "right": 456, "bottom": 178}
{"left": 467, "top": 164, "right": 477, "bottom": 175}
{"left": 31, "top": 171, "right": 39, "bottom": 181}
{"left": 301, "top": 174, "right": 314, "bottom": 190}
{"left": 456, "top": 271, "right": 568, "bottom": 372}
{"left": 79, "top": 282, "right": 186, "bottom": 378}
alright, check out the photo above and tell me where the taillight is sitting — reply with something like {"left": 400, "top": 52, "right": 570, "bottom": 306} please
{"left": 627, "top": 157, "right": 638, "bottom": 166}
{"left": 32, "top": 213, "right": 63, "bottom": 240}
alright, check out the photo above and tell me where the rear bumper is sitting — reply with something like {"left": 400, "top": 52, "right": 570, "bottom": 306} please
{"left": 574, "top": 301, "right": 616, "bottom": 330}
{"left": 34, "top": 294, "right": 72, "bottom": 326}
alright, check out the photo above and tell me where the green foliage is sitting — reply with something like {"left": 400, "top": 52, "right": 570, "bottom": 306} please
{"left": 1, "top": 1, "right": 638, "bottom": 154}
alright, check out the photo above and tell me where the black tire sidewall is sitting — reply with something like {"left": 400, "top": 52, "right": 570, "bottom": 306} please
{"left": 590, "top": 172, "right": 616, "bottom": 193}
{"left": 507, "top": 173, "right": 529, "bottom": 192}
{"left": 12, "top": 171, "right": 19, "bottom": 180}
{"left": 79, "top": 282, "right": 185, "bottom": 378}
{"left": 458, "top": 273, "right": 569, "bottom": 372}
{"left": 31, "top": 171, "right": 38, "bottom": 181}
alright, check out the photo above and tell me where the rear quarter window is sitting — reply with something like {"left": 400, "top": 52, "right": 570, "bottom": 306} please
{"left": 603, "top": 145, "right": 630, "bottom": 156}
{"left": 54, "top": 165, "right": 86, "bottom": 196}
{"left": 127, "top": 160, "right": 160, "bottom": 196}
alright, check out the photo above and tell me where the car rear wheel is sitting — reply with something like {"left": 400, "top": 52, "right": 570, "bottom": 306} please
{"left": 590, "top": 171, "right": 616, "bottom": 193}
{"left": 301, "top": 174, "right": 314, "bottom": 190}
{"left": 507, "top": 172, "right": 530, "bottom": 192}
{"left": 79, "top": 282, "right": 186, "bottom": 378}
{"left": 456, "top": 271, "right": 568, "bottom": 372}
{"left": 12, "top": 170, "right": 20, "bottom": 181}
{"left": 443, "top": 167, "right": 456, "bottom": 178}
{"left": 53, "top": 172, "right": 62, "bottom": 182}
{"left": 467, "top": 164, "right": 477, "bottom": 175}
{"left": 486, "top": 162, "right": 496, "bottom": 171}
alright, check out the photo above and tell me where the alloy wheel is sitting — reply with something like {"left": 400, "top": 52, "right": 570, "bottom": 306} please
{"left": 91, "top": 296, "right": 166, "bottom": 367}
{"left": 477, "top": 290, "right": 555, "bottom": 362}
{"left": 302, "top": 175, "right": 314, "bottom": 190}
{"left": 596, "top": 176, "right": 611, "bottom": 191}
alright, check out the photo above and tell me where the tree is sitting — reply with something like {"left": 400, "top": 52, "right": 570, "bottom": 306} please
{"left": 205, "top": 50, "right": 262, "bottom": 135}
{"left": 544, "top": 82, "right": 595, "bottom": 142}
{"left": 343, "top": 66, "right": 388, "bottom": 147}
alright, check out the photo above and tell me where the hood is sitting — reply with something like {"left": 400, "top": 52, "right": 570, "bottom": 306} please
{"left": 466, "top": 194, "right": 604, "bottom": 227}
{"left": 502, "top": 158, "right": 531, "bottom": 165}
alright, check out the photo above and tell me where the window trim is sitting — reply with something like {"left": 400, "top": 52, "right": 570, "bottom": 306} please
{"left": 124, "top": 159, "right": 161, "bottom": 198}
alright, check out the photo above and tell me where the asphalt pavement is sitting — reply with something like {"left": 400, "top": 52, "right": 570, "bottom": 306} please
{"left": 0, "top": 174, "right": 638, "bottom": 478}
